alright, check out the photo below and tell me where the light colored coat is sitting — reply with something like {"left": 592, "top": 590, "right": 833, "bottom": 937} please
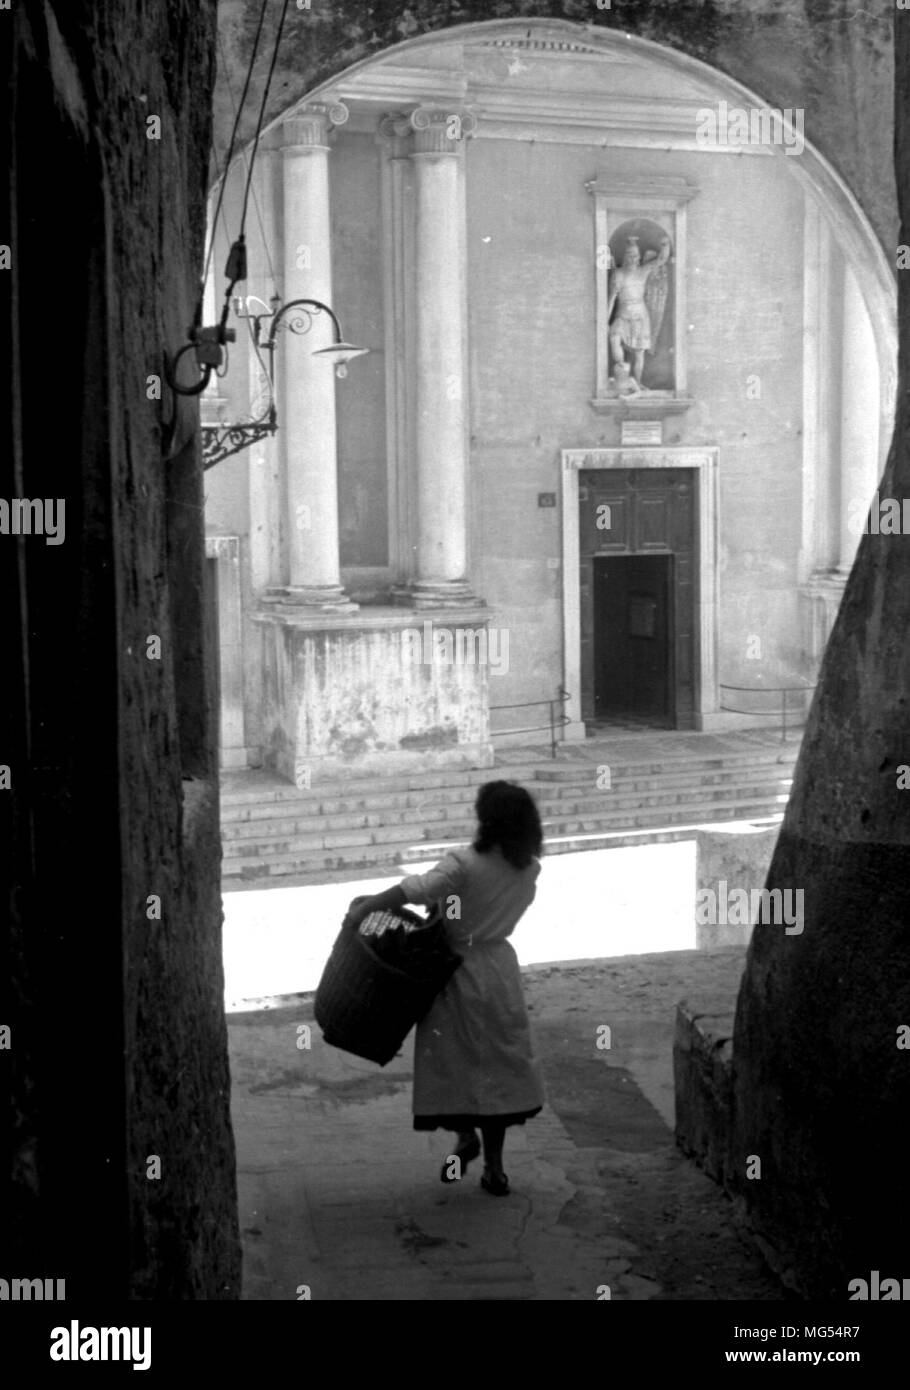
{"left": 400, "top": 845, "right": 545, "bottom": 1118}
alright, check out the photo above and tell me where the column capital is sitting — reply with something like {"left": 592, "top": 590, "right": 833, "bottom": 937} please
{"left": 378, "top": 106, "right": 477, "bottom": 156}
{"left": 282, "top": 102, "right": 349, "bottom": 151}
{"left": 376, "top": 112, "right": 410, "bottom": 157}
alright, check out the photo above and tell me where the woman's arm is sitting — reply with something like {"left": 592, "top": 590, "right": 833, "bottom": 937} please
{"left": 343, "top": 883, "right": 406, "bottom": 931}
{"left": 343, "top": 852, "right": 464, "bottom": 931}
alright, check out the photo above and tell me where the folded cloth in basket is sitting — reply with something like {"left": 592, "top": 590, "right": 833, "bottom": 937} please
{"left": 360, "top": 908, "right": 457, "bottom": 978}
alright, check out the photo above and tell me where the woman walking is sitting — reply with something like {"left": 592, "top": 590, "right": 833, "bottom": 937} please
{"left": 343, "top": 780, "right": 545, "bottom": 1196}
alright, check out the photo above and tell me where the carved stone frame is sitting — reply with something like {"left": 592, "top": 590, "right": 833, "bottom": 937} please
{"left": 560, "top": 447, "right": 720, "bottom": 734}
{"left": 586, "top": 175, "right": 699, "bottom": 416}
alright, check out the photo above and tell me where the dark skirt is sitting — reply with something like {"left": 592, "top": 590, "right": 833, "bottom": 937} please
{"left": 413, "top": 1106, "right": 542, "bottom": 1132}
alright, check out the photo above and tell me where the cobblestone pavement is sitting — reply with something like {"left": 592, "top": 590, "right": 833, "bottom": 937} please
{"left": 230, "top": 945, "right": 785, "bottom": 1301}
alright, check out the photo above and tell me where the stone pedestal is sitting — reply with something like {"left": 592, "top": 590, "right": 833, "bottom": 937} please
{"left": 674, "top": 1001, "right": 735, "bottom": 1186}
{"left": 254, "top": 606, "right": 494, "bottom": 782}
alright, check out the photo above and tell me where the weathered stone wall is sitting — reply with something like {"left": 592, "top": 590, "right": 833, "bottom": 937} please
{"left": 257, "top": 610, "right": 494, "bottom": 781}
{"left": 727, "top": 10, "right": 910, "bottom": 1298}
{"left": 3, "top": 0, "right": 240, "bottom": 1298}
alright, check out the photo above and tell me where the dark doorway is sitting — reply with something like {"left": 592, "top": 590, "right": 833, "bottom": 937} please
{"left": 593, "top": 554, "right": 674, "bottom": 724}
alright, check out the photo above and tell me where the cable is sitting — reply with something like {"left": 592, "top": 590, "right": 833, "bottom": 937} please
{"left": 217, "top": 29, "right": 278, "bottom": 298}
{"left": 200, "top": 0, "right": 270, "bottom": 313}
{"left": 240, "top": 0, "right": 292, "bottom": 238}
{"left": 213, "top": 0, "right": 290, "bottom": 342}
{"left": 171, "top": 0, "right": 289, "bottom": 399}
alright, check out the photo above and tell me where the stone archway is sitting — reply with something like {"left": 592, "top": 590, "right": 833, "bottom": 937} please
{"left": 215, "top": 3, "right": 897, "bottom": 255}
{"left": 210, "top": 16, "right": 897, "bottom": 755}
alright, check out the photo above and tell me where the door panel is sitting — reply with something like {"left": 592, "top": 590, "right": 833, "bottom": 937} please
{"left": 594, "top": 554, "right": 672, "bottom": 722}
{"left": 637, "top": 492, "right": 671, "bottom": 549}
{"left": 580, "top": 468, "right": 697, "bottom": 727}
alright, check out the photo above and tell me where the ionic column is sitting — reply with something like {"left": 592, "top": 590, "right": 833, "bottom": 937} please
{"left": 838, "top": 263, "right": 880, "bottom": 574}
{"left": 376, "top": 117, "right": 416, "bottom": 590}
{"left": 274, "top": 103, "right": 356, "bottom": 609}
{"left": 394, "top": 106, "right": 479, "bottom": 608}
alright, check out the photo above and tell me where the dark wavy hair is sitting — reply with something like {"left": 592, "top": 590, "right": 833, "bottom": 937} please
{"left": 472, "top": 780, "right": 543, "bottom": 870}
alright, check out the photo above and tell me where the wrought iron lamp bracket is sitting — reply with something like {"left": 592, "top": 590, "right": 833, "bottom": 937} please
{"left": 198, "top": 298, "right": 362, "bottom": 469}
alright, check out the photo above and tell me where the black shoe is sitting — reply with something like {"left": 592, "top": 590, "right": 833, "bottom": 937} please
{"left": 480, "top": 1169, "right": 510, "bottom": 1196}
{"left": 440, "top": 1135, "right": 481, "bottom": 1183}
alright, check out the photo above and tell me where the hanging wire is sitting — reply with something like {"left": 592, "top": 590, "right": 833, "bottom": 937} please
{"left": 200, "top": 0, "right": 270, "bottom": 316}
{"left": 169, "top": 0, "right": 290, "bottom": 399}
{"left": 240, "top": 0, "right": 292, "bottom": 238}
{"left": 214, "top": 0, "right": 291, "bottom": 336}
{"left": 217, "top": 28, "right": 279, "bottom": 299}
{"left": 218, "top": 0, "right": 293, "bottom": 423}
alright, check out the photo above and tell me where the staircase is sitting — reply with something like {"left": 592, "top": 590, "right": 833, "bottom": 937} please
{"left": 220, "top": 736, "right": 797, "bottom": 886}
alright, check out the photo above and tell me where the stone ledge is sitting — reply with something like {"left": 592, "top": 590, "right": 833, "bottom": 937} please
{"left": 673, "top": 1000, "right": 736, "bottom": 1186}
{"left": 252, "top": 603, "right": 492, "bottom": 633}
{"left": 588, "top": 394, "right": 696, "bottom": 417}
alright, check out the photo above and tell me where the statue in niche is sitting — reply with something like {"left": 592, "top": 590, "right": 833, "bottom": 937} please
{"left": 607, "top": 232, "right": 672, "bottom": 390}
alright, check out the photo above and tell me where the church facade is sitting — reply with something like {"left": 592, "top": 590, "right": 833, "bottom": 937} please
{"left": 202, "top": 19, "right": 895, "bottom": 783}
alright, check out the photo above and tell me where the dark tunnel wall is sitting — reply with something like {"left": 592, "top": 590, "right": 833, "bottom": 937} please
{"left": 729, "top": 8, "right": 910, "bottom": 1297}
{"left": 2, "top": 1, "right": 241, "bottom": 1297}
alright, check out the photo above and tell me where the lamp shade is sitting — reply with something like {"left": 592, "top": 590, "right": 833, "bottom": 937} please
{"left": 311, "top": 341, "right": 370, "bottom": 378}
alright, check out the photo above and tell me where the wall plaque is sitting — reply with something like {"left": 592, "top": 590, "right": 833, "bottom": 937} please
{"left": 621, "top": 419, "right": 662, "bottom": 446}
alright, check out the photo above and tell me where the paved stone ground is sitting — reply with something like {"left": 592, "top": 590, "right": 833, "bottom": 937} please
{"left": 230, "top": 945, "right": 785, "bottom": 1301}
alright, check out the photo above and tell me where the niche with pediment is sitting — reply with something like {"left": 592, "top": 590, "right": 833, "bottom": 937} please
{"left": 587, "top": 175, "right": 698, "bottom": 416}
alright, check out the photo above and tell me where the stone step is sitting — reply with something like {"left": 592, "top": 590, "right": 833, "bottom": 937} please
{"left": 221, "top": 798, "right": 784, "bottom": 881}
{"left": 534, "top": 763, "right": 793, "bottom": 799}
{"left": 219, "top": 745, "right": 796, "bottom": 808}
{"left": 221, "top": 780, "right": 791, "bottom": 852}
{"left": 528, "top": 748, "right": 795, "bottom": 784}
{"left": 220, "top": 774, "right": 793, "bottom": 840}
{"left": 221, "top": 791, "right": 786, "bottom": 866}
{"left": 220, "top": 758, "right": 796, "bottom": 820}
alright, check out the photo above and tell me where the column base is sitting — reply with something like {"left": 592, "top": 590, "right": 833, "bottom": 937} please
{"left": 402, "top": 580, "right": 484, "bottom": 610}
{"left": 800, "top": 570, "right": 848, "bottom": 669}
{"left": 262, "top": 584, "right": 359, "bottom": 613}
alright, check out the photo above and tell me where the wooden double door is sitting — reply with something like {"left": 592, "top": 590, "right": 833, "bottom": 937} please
{"left": 579, "top": 468, "right": 697, "bottom": 729}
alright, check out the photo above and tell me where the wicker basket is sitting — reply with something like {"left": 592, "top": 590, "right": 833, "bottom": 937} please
{"left": 314, "top": 907, "right": 461, "bottom": 1066}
